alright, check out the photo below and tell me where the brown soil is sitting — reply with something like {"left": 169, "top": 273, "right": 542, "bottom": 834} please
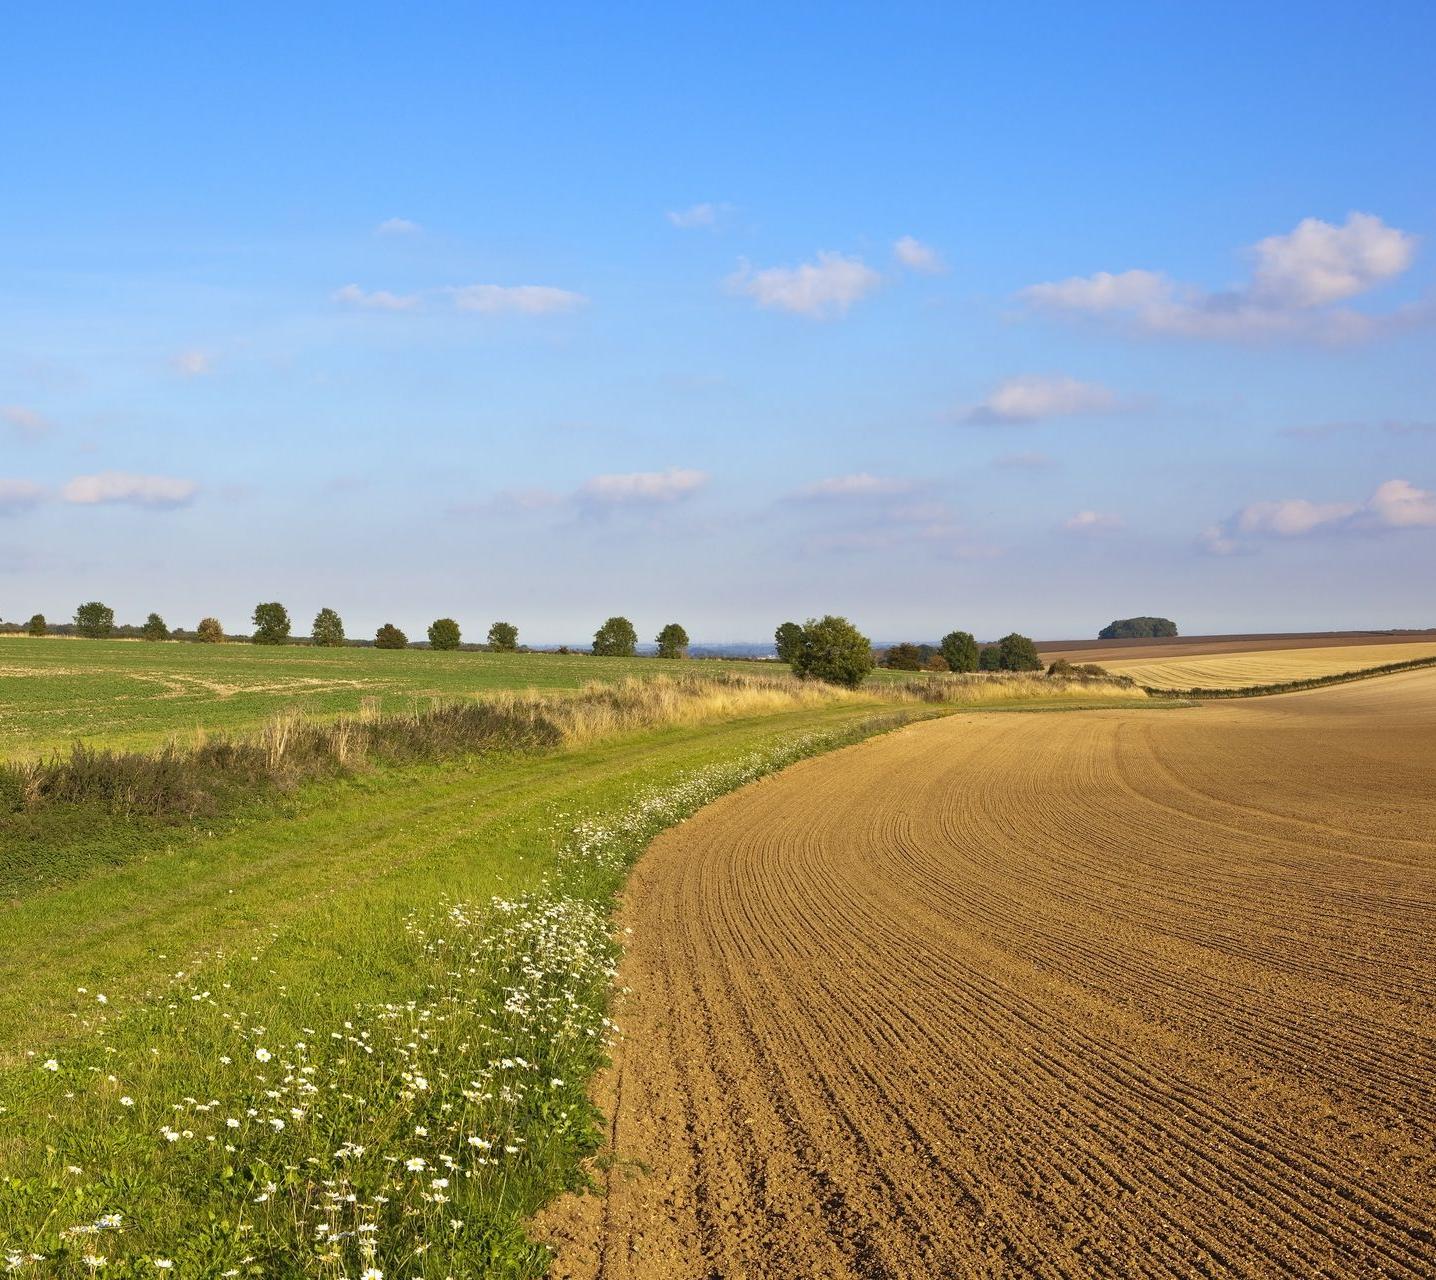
{"left": 539, "top": 672, "right": 1436, "bottom": 1278}
{"left": 1037, "top": 629, "right": 1436, "bottom": 663}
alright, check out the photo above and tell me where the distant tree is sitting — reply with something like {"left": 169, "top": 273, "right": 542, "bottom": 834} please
{"left": 925, "top": 654, "right": 950, "bottom": 672}
{"left": 774, "top": 621, "right": 804, "bottom": 664}
{"left": 592, "top": 616, "right": 638, "bottom": 657}
{"left": 978, "top": 643, "right": 1003, "bottom": 671}
{"left": 1098, "top": 616, "right": 1178, "bottom": 640}
{"left": 140, "top": 612, "right": 169, "bottom": 641}
{"left": 487, "top": 621, "right": 518, "bottom": 651}
{"left": 881, "top": 642, "right": 925, "bottom": 671}
{"left": 997, "top": 632, "right": 1043, "bottom": 671}
{"left": 26, "top": 613, "right": 45, "bottom": 637}
{"left": 655, "top": 622, "right": 689, "bottom": 659}
{"left": 791, "top": 615, "right": 874, "bottom": 688}
{"left": 940, "top": 629, "right": 979, "bottom": 673}
{"left": 74, "top": 601, "right": 115, "bottom": 640}
{"left": 196, "top": 616, "right": 224, "bottom": 644}
{"left": 428, "top": 617, "right": 462, "bottom": 650}
{"left": 556, "top": 644, "right": 572, "bottom": 655}
{"left": 374, "top": 623, "right": 408, "bottom": 650}
{"left": 311, "top": 607, "right": 346, "bottom": 648}
{"left": 251, "top": 602, "right": 292, "bottom": 646}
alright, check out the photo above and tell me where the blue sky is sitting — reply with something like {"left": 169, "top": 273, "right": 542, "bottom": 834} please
{"left": 3, "top": 3, "right": 1434, "bottom": 643}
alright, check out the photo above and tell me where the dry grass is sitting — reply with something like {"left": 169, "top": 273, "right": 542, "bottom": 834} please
{"left": 890, "top": 671, "right": 1149, "bottom": 705}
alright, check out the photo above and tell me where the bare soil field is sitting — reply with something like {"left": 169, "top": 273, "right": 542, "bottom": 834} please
{"left": 1037, "top": 629, "right": 1436, "bottom": 664}
{"left": 543, "top": 671, "right": 1436, "bottom": 1278}
{"left": 1103, "top": 640, "right": 1436, "bottom": 690}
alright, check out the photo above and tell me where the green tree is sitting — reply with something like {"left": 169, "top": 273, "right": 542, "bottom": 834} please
{"left": 140, "top": 612, "right": 169, "bottom": 641}
{"left": 978, "top": 643, "right": 1003, "bottom": 671}
{"left": 375, "top": 622, "right": 408, "bottom": 650}
{"left": 1099, "top": 616, "right": 1178, "bottom": 640}
{"left": 26, "top": 613, "right": 45, "bottom": 637}
{"left": 74, "top": 601, "right": 115, "bottom": 639}
{"left": 592, "top": 616, "right": 637, "bottom": 657}
{"left": 940, "top": 629, "right": 979, "bottom": 673}
{"left": 487, "top": 621, "right": 519, "bottom": 651}
{"left": 428, "top": 618, "right": 462, "bottom": 650}
{"left": 251, "top": 602, "right": 292, "bottom": 646}
{"left": 311, "top": 607, "right": 346, "bottom": 648}
{"left": 196, "top": 617, "right": 224, "bottom": 644}
{"left": 774, "top": 621, "right": 804, "bottom": 664}
{"left": 791, "top": 615, "right": 874, "bottom": 688}
{"left": 881, "top": 642, "right": 924, "bottom": 671}
{"left": 655, "top": 622, "right": 689, "bottom": 659}
{"left": 997, "top": 632, "right": 1042, "bottom": 671}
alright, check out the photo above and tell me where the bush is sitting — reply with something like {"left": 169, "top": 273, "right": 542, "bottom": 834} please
{"left": 252, "top": 602, "right": 292, "bottom": 646}
{"left": 655, "top": 622, "right": 689, "bottom": 659}
{"left": 375, "top": 623, "right": 408, "bottom": 650}
{"left": 140, "top": 612, "right": 170, "bottom": 642}
{"left": 488, "top": 621, "right": 518, "bottom": 651}
{"left": 196, "top": 617, "right": 224, "bottom": 644}
{"left": 774, "top": 621, "right": 803, "bottom": 664}
{"left": 26, "top": 613, "right": 45, "bottom": 637}
{"left": 978, "top": 643, "right": 1002, "bottom": 671}
{"left": 312, "top": 607, "right": 346, "bottom": 647}
{"left": 925, "top": 654, "right": 950, "bottom": 672}
{"left": 882, "top": 643, "right": 925, "bottom": 671}
{"left": 74, "top": 601, "right": 115, "bottom": 640}
{"left": 1099, "top": 616, "right": 1178, "bottom": 640}
{"left": 1047, "top": 658, "right": 1075, "bottom": 677}
{"left": 940, "top": 629, "right": 979, "bottom": 673}
{"left": 592, "top": 616, "right": 637, "bottom": 657}
{"left": 428, "top": 618, "right": 461, "bottom": 651}
{"left": 997, "top": 632, "right": 1042, "bottom": 672}
{"left": 791, "top": 615, "right": 874, "bottom": 688}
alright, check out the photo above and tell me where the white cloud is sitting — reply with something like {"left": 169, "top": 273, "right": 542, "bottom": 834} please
{"left": 1367, "top": 478, "right": 1436, "bottom": 528}
{"left": 728, "top": 251, "right": 881, "bottom": 318}
{"left": 61, "top": 472, "right": 198, "bottom": 509}
{"left": 965, "top": 374, "right": 1119, "bottom": 424}
{"left": 1022, "top": 213, "right": 1421, "bottom": 343}
{"left": 0, "top": 479, "right": 46, "bottom": 513}
{"left": 1235, "top": 498, "right": 1359, "bottom": 537}
{"left": 333, "top": 283, "right": 420, "bottom": 311}
{"left": 445, "top": 284, "right": 587, "bottom": 314}
{"left": 1063, "top": 510, "right": 1124, "bottom": 533}
{"left": 2, "top": 405, "right": 54, "bottom": 437}
{"left": 579, "top": 467, "right": 708, "bottom": 505}
{"left": 893, "top": 235, "right": 946, "bottom": 274}
{"left": 1202, "top": 477, "right": 1436, "bottom": 553}
{"left": 667, "top": 202, "right": 728, "bottom": 229}
{"left": 795, "top": 473, "right": 915, "bottom": 499}
{"left": 171, "top": 350, "right": 213, "bottom": 377}
{"left": 376, "top": 217, "right": 422, "bottom": 236}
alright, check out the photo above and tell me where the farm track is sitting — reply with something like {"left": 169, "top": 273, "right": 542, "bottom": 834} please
{"left": 543, "top": 670, "right": 1436, "bottom": 1279}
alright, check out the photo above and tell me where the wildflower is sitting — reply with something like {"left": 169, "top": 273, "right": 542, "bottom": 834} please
{"left": 81, "top": 1257, "right": 106, "bottom": 1270}
{"left": 42, "top": 1060, "right": 59, "bottom": 1072}
{"left": 155, "top": 1261, "right": 174, "bottom": 1270}
{"left": 119, "top": 1097, "right": 134, "bottom": 1107}
{"left": 361, "top": 1270, "right": 383, "bottom": 1280}
{"left": 254, "top": 1048, "right": 271, "bottom": 1063}
{"left": 404, "top": 1157, "right": 426, "bottom": 1172}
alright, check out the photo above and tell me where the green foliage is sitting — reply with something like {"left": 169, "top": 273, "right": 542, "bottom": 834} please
{"left": 427, "top": 618, "right": 462, "bottom": 651}
{"left": 881, "top": 642, "right": 925, "bottom": 671}
{"left": 1099, "top": 616, "right": 1178, "bottom": 640}
{"left": 26, "top": 613, "right": 45, "bottom": 637}
{"left": 74, "top": 601, "right": 115, "bottom": 640}
{"left": 1048, "top": 658, "right": 1075, "bottom": 677}
{"left": 196, "top": 617, "right": 224, "bottom": 644}
{"left": 140, "top": 612, "right": 170, "bottom": 642}
{"left": 374, "top": 623, "right": 408, "bottom": 650}
{"left": 940, "top": 629, "right": 979, "bottom": 673}
{"left": 655, "top": 622, "right": 689, "bottom": 659}
{"left": 592, "top": 616, "right": 637, "bottom": 657}
{"left": 251, "top": 602, "right": 292, "bottom": 646}
{"left": 311, "top": 607, "right": 346, "bottom": 648}
{"left": 774, "top": 621, "right": 804, "bottom": 664}
{"left": 997, "top": 632, "right": 1043, "bottom": 671}
{"left": 978, "top": 643, "right": 1003, "bottom": 671}
{"left": 791, "top": 615, "right": 874, "bottom": 688}
{"left": 487, "top": 621, "right": 519, "bottom": 651}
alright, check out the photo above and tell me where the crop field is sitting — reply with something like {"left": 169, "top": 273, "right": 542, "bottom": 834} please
{"left": 1101, "top": 639, "right": 1436, "bottom": 689}
{"left": 543, "top": 670, "right": 1436, "bottom": 1278}
{"left": 1037, "top": 629, "right": 1436, "bottom": 665}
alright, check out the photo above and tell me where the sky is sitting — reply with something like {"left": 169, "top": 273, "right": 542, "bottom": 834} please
{"left": 2, "top": 3, "right": 1434, "bottom": 644}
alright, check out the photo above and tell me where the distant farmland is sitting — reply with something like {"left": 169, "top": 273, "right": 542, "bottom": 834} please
{"left": 1101, "top": 640, "right": 1436, "bottom": 690}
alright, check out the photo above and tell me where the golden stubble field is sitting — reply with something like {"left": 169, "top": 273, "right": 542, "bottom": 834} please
{"left": 1101, "top": 640, "right": 1436, "bottom": 690}
{"left": 542, "top": 670, "right": 1436, "bottom": 1278}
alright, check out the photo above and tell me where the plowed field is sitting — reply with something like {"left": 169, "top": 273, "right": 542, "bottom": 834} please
{"left": 543, "top": 671, "right": 1436, "bottom": 1278}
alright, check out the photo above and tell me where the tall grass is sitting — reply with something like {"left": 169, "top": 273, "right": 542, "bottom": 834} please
{"left": 891, "top": 670, "right": 1149, "bottom": 704}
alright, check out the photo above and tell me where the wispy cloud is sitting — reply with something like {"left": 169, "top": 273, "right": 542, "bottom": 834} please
{"left": 1063, "top": 510, "right": 1124, "bottom": 533}
{"left": 1023, "top": 212, "right": 1421, "bottom": 343}
{"left": 893, "top": 235, "right": 945, "bottom": 274}
{"left": 376, "top": 217, "right": 422, "bottom": 236}
{"left": 334, "top": 282, "right": 587, "bottom": 315}
{"left": 0, "top": 479, "right": 46, "bottom": 513}
{"left": 728, "top": 252, "right": 881, "bottom": 318}
{"left": 667, "top": 202, "right": 730, "bottom": 229}
{"left": 579, "top": 467, "right": 708, "bottom": 505}
{"left": 1201, "top": 477, "right": 1436, "bottom": 553}
{"left": 964, "top": 375, "right": 1120, "bottom": 424}
{"left": 171, "top": 350, "right": 214, "bottom": 377}
{"left": 61, "top": 472, "right": 199, "bottom": 509}
{"left": 792, "top": 473, "right": 915, "bottom": 499}
{"left": 333, "top": 283, "right": 421, "bottom": 311}
{"left": 2, "top": 405, "right": 55, "bottom": 437}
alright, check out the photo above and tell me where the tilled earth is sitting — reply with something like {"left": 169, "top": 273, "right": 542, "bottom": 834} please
{"left": 541, "top": 671, "right": 1436, "bottom": 1279}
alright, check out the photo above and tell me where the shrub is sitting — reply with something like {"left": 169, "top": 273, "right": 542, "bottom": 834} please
{"left": 488, "top": 621, "right": 518, "bottom": 651}
{"left": 428, "top": 618, "right": 462, "bottom": 650}
{"left": 1099, "top": 616, "right": 1178, "bottom": 640}
{"left": 196, "top": 617, "right": 224, "bottom": 644}
{"left": 74, "top": 601, "right": 115, "bottom": 639}
{"left": 925, "top": 654, "right": 950, "bottom": 672}
{"left": 997, "top": 632, "right": 1042, "bottom": 671}
{"left": 978, "top": 643, "right": 1002, "bottom": 671}
{"left": 26, "top": 613, "right": 45, "bottom": 637}
{"left": 252, "top": 602, "right": 292, "bottom": 645}
{"left": 882, "top": 643, "right": 925, "bottom": 671}
{"left": 140, "top": 612, "right": 170, "bottom": 642}
{"left": 791, "top": 615, "right": 874, "bottom": 688}
{"left": 655, "top": 622, "right": 689, "bottom": 659}
{"left": 592, "top": 616, "right": 637, "bottom": 657}
{"left": 774, "top": 621, "right": 804, "bottom": 664}
{"left": 312, "top": 607, "right": 346, "bottom": 647}
{"left": 940, "top": 629, "right": 979, "bottom": 673}
{"left": 375, "top": 623, "right": 408, "bottom": 650}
